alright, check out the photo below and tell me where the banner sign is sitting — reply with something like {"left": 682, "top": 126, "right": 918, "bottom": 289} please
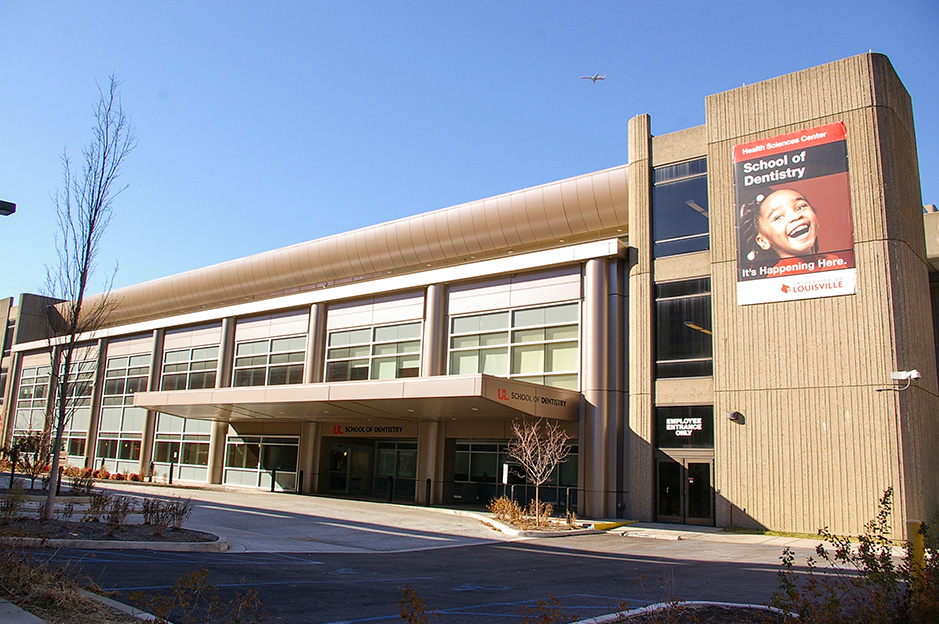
{"left": 734, "top": 122, "right": 856, "bottom": 305}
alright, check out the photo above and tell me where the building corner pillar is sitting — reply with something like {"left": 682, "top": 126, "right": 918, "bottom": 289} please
{"left": 583, "top": 256, "right": 611, "bottom": 518}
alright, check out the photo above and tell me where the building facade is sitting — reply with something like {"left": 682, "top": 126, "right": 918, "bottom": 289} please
{"left": 2, "top": 53, "right": 936, "bottom": 538}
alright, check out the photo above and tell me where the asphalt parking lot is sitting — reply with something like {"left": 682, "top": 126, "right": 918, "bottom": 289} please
{"left": 36, "top": 482, "right": 822, "bottom": 623}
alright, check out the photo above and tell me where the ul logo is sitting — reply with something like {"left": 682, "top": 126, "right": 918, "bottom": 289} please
{"left": 497, "top": 389, "right": 508, "bottom": 401}
{"left": 333, "top": 425, "right": 343, "bottom": 434}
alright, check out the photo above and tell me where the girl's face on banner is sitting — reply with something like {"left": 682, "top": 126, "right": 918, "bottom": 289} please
{"left": 755, "top": 189, "right": 819, "bottom": 257}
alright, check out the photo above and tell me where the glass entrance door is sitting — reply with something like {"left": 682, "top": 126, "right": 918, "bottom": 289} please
{"left": 328, "top": 443, "right": 372, "bottom": 494}
{"left": 655, "top": 455, "right": 714, "bottom": 525}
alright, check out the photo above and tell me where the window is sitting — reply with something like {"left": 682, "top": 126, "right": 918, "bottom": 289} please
{"left": 454, "top": 440, "right": 578, "bottom": 487}
{"left": 101, "top": 354, "right": 150, "bottom": 423}
{"left": 154, "top": 414, "right": 211, "bottom": 466}
{"left": 56, "top": 359, "right": 96, "bottom": 412}
{"left": 376, "top": 442, "right": 417, "bottom": 481}
{"left": 226, "top": 438, "right": 261, "bottom": 469}
{"left": 54, "top": 358, "right": 97, "bottom": 454}
{"left": 325, "top": 322, "right": 421, "bottom": 382}
{"left": 653, "top": 158, "right": 709, "bottom": 258}
{"left": 654, "top": 279, "right": 712, "bottom": 378}
{"left": 96, "top": 434, "right": 141, "bottom": 461}
{"left": 161, "top": 345, "right": 219, "bottom": 390}
{"left": 14, "top": 365, "right": 50, "bottom": 434}
{"left": 449, "top": 303, "right": 579, "bottom": 390}
{"left": 225, "top": 436, "right": 299, "bottom": 471}
{"left": 233, "top": 335, "right": 306, "bottom": 387}
{"left": 97, "top": 354, "right": 151, "bottom": 463}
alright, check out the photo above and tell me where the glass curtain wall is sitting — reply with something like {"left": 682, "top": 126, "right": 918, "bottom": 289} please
{"left": 232, "top": 335, "right": 306, "bottom": 386}
{"left": 96, "top": 354, "right": 150, "bottom": 472}
{"left": 13, "top": 365, "right": 50, "bottom": 437}
{"left": 161, "top": 345, "right": 219, "bottom": 390}
{"left": 449, "top": 303, "right": 579, "bottom": 389}
{"left": 374, "top": 441, "right": 418, "bottom": 498}
{"left": 153, "top": 413, "right": 212, "bottom": 483}
{"left": 325, "top": 322, "right": 421, "bottom": 382}
{"left": 224, "top": 435, "right": 300, "bottom": 492}
{"left": 453, "top": 440, "right": 579, "bottom": 509}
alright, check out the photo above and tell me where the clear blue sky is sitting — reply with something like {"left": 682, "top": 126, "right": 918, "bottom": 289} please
{"left": 2, "top": 1, "right": 937, "bottom": 301}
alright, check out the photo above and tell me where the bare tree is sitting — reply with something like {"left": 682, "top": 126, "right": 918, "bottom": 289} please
{"left": 10, "top": 433, "right": 50, "bottom": 491}
{"left": 506, "top": 418, "right": 572, "bottom": 525}
{"left": 42, "top": 74, "right": 136, "bottom": 519}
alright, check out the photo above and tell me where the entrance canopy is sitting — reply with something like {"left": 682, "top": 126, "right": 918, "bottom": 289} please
{"left": 133, "top": 375, "right": 581, "bottom": 423}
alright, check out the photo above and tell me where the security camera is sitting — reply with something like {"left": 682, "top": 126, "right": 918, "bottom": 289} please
{"left": 726, "top": 411, "right": 742, "bottom": 422}
{"left": 890, "top": 370, "right": 922, "bottom": 380}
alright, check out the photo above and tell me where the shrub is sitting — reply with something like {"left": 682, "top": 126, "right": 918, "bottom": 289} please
{"left": 773, "top": 487, "right": 939, "bottom": 623}
{"left": 84, "top": 490, "right": 113, "bottom": 523}
{"left": 168, "top": 499, "right": 194, "bottom": 530}
{"left": 141, "top": 497, "right": 163, "bottom": 525}
{"left": 131, "top": 567, "right": 264, "bottom": 624}
{"left": 104, "top": 496, "right": 136, "bottom": 536}
{"left": 57, "top": 500, "right": 75, "bottom": 521}
{"left": 1, "top": 483, "right": 28, "bottom": 524}
{"left": 488, "top": 495, "right": 523, "bottom": 525}
{"left": 518, "top": 595, "right": 568, "bottom": 624}
{"left": 525, "top": 500, "right": 554, "bottom": 527}
{"left": 399, "top": 584, "right": 436, "bottom": 624}
{"left": 111, "top": 472, "right": 126, "bottom": 481}
{"left": 141, "top": 498, "right": 194, "bottom": 536}
{"left": 0, "top": 546, "right": 86, "bottom": 616}
{"left": 93, "top": 468, "right": 110, "bottom": 480}
{"left": 487, "top": 496, "right": 556, "bottom": 529}
{"left": 69, "top": 472, "right": 95, "bottom": 496}
{"left": 129, "top": 473, "right": 143, "bottom": 482}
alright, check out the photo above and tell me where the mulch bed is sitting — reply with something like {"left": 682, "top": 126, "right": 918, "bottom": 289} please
{"left": 0, "top": 518, "right": 217, "bottom": 542}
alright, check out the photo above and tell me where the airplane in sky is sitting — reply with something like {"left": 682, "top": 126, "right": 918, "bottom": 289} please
{"left": 580, "top": 73, "right": 607, "bottom": 84}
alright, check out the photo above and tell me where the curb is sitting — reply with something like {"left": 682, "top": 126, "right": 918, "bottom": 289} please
{"left": 78, "top": 590, "right": 165, "bottom": 622}
{"left": 569, "top": 600, "right": 795, "bottom": 624}
{"left": 438, "top": 507, "right": 602, "bottom": 538}
{"left": 0, "top": 598, "right": 44, "bottom": 624}
{"left": 1, "top": 535, "right": 229, "bottom": 552}
{"left": 590, "top": 520, "right": 634, "bottom": 531}
{"left": 391, "top": 503, "right": 632, "bottom": 538}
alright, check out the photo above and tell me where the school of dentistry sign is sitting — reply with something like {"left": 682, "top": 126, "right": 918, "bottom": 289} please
{"left": 733, "top": 122, "right": 857, "bottom": 305}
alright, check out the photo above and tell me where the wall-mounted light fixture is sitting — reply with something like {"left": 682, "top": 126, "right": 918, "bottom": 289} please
{"left": 875, "top": 369, "right": 922, "bottom": 392}
{"left": 726, "top": 410, "right": 744, "bottom": 423}
{"left": 683, "top": 321, "right": 712, "bottom": 336}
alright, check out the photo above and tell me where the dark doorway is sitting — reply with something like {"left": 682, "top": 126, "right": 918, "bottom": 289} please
{"left": 655, "top": 454, "right": 714, "bottom": 525}
{"left": 328, "top": 443, "right": 372, "bottom": 495}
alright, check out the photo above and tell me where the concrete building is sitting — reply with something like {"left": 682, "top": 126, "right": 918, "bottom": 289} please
{"left": 2, "top": 53, "right": 936, "bottom": 538}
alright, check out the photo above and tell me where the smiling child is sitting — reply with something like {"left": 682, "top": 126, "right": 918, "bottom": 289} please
{"left": 739, "top": 188, "right": 820, "bottom": 266}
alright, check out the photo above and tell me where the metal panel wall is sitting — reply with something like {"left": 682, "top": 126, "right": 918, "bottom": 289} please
{"left": 234, "top": 309, "right": 310, "bottom": 342}
{"left": 325, "top": 291, "right": 425, "bottom": 331}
